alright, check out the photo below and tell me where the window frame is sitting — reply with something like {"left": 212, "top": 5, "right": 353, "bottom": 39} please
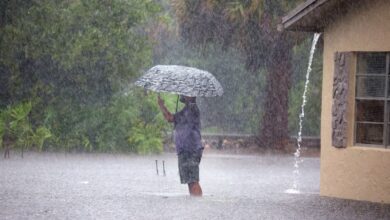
{"left": 354, "top": 52, "right": 390, "bottom": 148}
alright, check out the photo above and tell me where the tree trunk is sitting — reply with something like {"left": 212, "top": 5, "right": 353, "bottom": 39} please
{"left": 258, "top": 35, "right": 292, "bottom": 149}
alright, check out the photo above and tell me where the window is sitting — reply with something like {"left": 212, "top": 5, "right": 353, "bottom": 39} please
{"left": 355, "top": 52, "right": 390, "bottom": 147}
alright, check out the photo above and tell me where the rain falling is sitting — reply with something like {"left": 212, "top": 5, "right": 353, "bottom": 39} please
{"left": 1, "top": 0, "right": 390, "bottom": 219}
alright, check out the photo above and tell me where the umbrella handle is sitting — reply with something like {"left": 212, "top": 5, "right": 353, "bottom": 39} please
{"left": 175, "top": 95, "right": 179, "bottom": 113}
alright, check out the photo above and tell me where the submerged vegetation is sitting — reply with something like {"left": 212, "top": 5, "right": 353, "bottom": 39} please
{"left": 0, "top": 0, "right": 322, "bottom": 154}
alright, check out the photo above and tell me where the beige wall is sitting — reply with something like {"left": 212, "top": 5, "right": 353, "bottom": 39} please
{"left": 321, "top": 0, "right": 390, "bottom": 203}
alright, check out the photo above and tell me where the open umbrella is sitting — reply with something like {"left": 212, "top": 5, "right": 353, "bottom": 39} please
{"left": 134, "top": 65, "right": 223, "bottom": 97}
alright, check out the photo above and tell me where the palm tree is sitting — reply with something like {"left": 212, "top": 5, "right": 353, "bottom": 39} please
{"left": 171, "top": 0, "right": 304, "bottom": 149}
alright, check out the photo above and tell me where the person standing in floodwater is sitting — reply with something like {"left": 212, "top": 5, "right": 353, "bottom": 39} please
{"left": 158, "top": 94, "right": 203, "bottom": 196}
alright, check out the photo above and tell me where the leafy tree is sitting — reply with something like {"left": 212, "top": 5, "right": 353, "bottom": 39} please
{"left": 1, "top": 101, "right": 53, "bottom": 155}
{"left": 0, "top": 0, "right": 165, "bottom": 153}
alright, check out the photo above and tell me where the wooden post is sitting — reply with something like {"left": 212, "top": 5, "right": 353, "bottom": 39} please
{"left": 163, "top": 160, "right": 166, "bottom": 176}
{"left": 155, "top": 160, "right": 159, "bottom": 175}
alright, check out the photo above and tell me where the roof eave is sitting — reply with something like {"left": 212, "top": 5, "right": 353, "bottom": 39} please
{"left": 280, "top": 0, "right": 330, "bottom": 32}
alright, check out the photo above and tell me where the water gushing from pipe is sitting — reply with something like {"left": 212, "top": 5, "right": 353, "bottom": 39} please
{"left": 285, "top": 33, "right": 321, "bottom": 194}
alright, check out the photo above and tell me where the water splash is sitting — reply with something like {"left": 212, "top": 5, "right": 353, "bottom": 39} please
{"left": 285, "top": 33, "right": 321, "bottom": 194}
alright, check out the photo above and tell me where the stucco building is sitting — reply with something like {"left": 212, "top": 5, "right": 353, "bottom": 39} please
{"left": 280, "top": 0, "right": 390, "bottom": 203}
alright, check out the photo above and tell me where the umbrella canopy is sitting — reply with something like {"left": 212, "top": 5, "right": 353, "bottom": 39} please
{"left": 134, "top": 65, "right": 223, "bottom": 97}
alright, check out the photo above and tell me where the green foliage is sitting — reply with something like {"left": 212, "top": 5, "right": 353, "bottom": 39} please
{"left": 6, "top": 102, "right": 32, "bottom": 151}
{"left": 35, "top": 89, "right": 172, "bottom": 153}
{"left": 128, "top": 121, "right": 163, "bottom": 154}
{"left": 1, "top": 0, "right": 160, "bottom": 108}
{"left": 8, "top": 102, "right": 31, "bottom": 131}
{"left": 127, "top": 91, "right": 176, "bottom": 154}
{"left": 0, "top": 0, "right": 166, "bottom": 154}
{"left": 0, "top": 0, "right": 323, "bottom": 154}
{"left": 31, "top": 126, "right": 52, "bottom": 152}
{"left": 0, "top": 102, "right": 51, "bottom": 152}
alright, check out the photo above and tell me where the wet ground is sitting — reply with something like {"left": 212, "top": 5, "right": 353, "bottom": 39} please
{"left": 0, "top": 152, "right": 389, "bottom": 220}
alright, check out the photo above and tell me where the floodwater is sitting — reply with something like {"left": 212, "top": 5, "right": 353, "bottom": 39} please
{"left": 0, "top": 152, "right": 389, "bottom": 220}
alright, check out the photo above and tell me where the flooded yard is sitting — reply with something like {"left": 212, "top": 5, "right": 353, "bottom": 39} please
{"left": 0, "top": 152, "right": 389, "bottom": 219}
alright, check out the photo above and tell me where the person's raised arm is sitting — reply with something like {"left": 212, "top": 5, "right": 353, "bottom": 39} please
{"left": 157, "top": 95, "right": 174, "bottom": 123}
